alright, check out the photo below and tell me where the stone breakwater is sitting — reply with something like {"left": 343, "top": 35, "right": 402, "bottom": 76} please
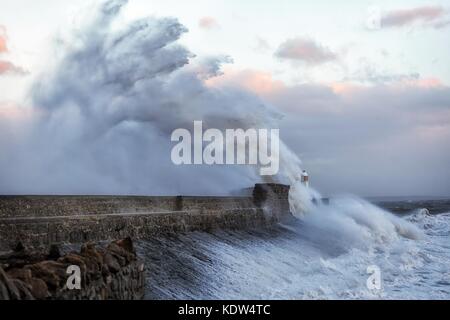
{"left": 0, "top": 184, "right": 291, "bottom": 250}
{"left": 0, "top": 238, "right": 145, "bottom": 300}
{"left": 0, "top": 184, "right": 291, "bottom": 300}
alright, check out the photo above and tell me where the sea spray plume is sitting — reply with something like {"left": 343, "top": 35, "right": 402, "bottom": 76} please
{"left": 194, "top": 55, "right": 234, "bottom": 80}
{"left": 0, "top": 0, "right": 427, "bottom": 248}
{"left": 258, "top": 138, "right": 321, "bottom": 215}
{"left": 32, "top": 0, "right": 280, "bottom": 136}
{"left": 0, "top": 0, "right": 281, "bottom": 195}
{"left": 273, "top": 141, "right": 422, "bottom": 243}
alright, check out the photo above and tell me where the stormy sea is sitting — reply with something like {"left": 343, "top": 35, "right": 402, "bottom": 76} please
{"left": 2, "top": 0, "right": 448, "bottom": 301}
{"left": 137, "top": 198, "right": 450, "bottom": 300}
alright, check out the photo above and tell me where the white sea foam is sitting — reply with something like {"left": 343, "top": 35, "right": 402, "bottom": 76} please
{"left": 1, "top": 0, "right": 446, "bottom": 299}
{"left": 140, "top": 208, "right": 450, "bottom": 299}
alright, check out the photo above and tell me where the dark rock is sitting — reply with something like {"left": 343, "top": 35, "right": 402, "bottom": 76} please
{"left": 0, "top": 239, "right": 144, "bottom": 300}
{"left": 0, "top": 280, "right": 9, "bottom": 300}
{"left": 7, "top": 268, "right": 32, "bottom": 282}
{"left": 107, "top": 243, "right": 135, "bottom": 265}
{"left": 58, "top": 253, "right": 86, "bottom": 269}
{"left": 0, "top": 250, "right": 46, "bottom": 269}
{"left": 25, "top": 261, "right": 66, "bottom": 290}
{"left": 115, "top": 237, "right": 135, "bottom": 254}
{"left": 47, "top": 244, "right": 61, "bottom": 260}
{"left": 13, "top": 242, "right": 25, "bottom": 253}
{"left": 12, "top": 279, "right": 34, "bottom": 300}
{"left": 29, "top": 278, "right": 49, "bottom": 299}
{"left": 104, "top": 253, "right": 121, "bottom": 273}
{"left": 0, "top": 267, "right": 21, "bottom": 300}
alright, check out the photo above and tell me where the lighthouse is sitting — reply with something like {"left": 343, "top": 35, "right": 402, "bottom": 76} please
{"left": 301, "top": 170, "right": 309, "bottom": 188}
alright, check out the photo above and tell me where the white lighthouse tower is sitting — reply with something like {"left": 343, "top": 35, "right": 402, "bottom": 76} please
{"left": 301, "top": 170, "right": 309, "bottom": 188}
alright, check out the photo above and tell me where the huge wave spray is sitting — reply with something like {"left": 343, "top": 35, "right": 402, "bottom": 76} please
{"left": 2, "top": 0, "right": 448, "bottom": 299}
{"left": 0, "top": 0, "right": 280, "bottom": 195}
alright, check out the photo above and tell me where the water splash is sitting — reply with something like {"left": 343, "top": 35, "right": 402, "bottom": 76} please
{"left": 137, "top": 206, "right": 450, "bottom": 299}
{"left": 275, "top": 140, "right": 423, "bottom": 245}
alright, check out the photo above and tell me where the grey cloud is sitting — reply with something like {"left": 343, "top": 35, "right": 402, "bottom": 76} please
{"left": 380, "top": 5, "right": 449, "bottom": 29}
{"left": 197, "top": 64, "right": 450, "bottom": 196}
{"left": 275, "top": 37, "right": 337, "bottom": 65}
{"left": 260, "top": 83, "right": 450, "bottom": 196}
{"left": 347, "top": 66, "right": 420, "bottom": 84}
{"left": 192, "top": 55, "right": 233, "bottom": 80}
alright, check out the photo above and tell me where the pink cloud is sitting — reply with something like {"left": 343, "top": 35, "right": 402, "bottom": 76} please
{"left": 207, "top": 68, "right": 446, "bottom": 100}
{"left": 0, "top": 60, "right": 27, "bottom": 76}
{"left": 329, "top": 82, "right": 364, "bottom": 95}
{"left": 0, "top": 102, "right": 39, "bottom": 121}
{"left": 206, "top": 68, "right": 285, "bottom": 95}
{"left": 0, "top": 26, "right": 27, "bottom": 76}
{"left": 401, "top": 77, "right": 443, "bottom": 88}
{"left": 381, "top": 6, "right": 448, "bottom": 28}
{"left": 0, "top": 25, "right": 7, "bottom": 53}
{"left": 275, "top": 37, "right": 337, "bottom": 65}
{"left": 198, "top": 16, "right": 220, "bottom": 30}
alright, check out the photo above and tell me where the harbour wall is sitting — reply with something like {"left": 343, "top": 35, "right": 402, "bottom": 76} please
{"left": 0, "top": 184, "right": 291, "bottom": 250}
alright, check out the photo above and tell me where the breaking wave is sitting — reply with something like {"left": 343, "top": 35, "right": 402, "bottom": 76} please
{"left": 139, "top": 206, "right": 450, "bottom": 299}
{"left": 1, "top": 0, "right": 448, "bottom": 299}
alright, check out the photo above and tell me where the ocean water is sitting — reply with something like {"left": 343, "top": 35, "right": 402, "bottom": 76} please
{"left": 138, "top": 198, "right": 450, "bottom": 300}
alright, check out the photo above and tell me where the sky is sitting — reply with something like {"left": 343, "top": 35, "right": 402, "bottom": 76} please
{"left": 0, "top": 0, "right": 450, "bottom": 197}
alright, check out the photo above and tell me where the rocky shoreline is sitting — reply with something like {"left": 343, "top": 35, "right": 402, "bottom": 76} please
{"left": 0, "top": 238, "right": 145, "bottom": 300}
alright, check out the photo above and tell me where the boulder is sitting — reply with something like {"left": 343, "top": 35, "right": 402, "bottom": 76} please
{"left": 0, "top": 239, "right": 144, "bottom": 300}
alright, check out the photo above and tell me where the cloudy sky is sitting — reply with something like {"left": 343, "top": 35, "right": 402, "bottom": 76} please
{"left": 1, "top": 0, "right": 450, "bottom": 197}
